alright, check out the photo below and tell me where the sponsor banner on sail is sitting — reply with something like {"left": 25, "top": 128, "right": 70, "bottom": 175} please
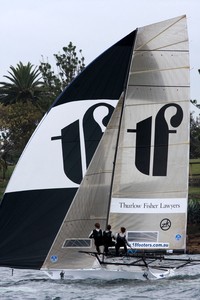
{"left": 110, "top": 198, "right": 187, "bottom": 214}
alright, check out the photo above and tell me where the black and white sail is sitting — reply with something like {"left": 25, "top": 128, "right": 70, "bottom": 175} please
{"left": 0, "top": 29, "right": 135, "bottom": 269}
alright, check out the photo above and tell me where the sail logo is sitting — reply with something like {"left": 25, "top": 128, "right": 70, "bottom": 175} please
{"left": 160, "top": 218, "right": 171, "bottom": 231}
{"left": 50, "top": 255, "right": 58, "bottom": 263}
{"left": 51, "top": 102, "right": 114, "bottom": 184}
{"left": 127, "top": 103, "right": 183, "bottom": 176}
{"left": 175, "top": 234, "right": 182, "bottom": 241}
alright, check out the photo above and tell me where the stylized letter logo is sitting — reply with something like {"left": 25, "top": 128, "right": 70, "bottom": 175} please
{"left": 128, "top": 104, "right": 183, "bottom": 176}
{"left": 51, "top": 103, "right": 114, "bottom": 184}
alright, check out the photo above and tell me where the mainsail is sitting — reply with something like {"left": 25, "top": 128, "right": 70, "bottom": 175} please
{"left": 0, "top": 15, "right": 190, "bottom": 275}
{"left": 109, "top": 15, "right": 190, "bottom": 251}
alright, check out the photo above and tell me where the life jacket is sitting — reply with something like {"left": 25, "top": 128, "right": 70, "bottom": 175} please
{"left": 103, "top": 231, "right": 112, "bottom": 245}
{"left": 92, "top": 229, "right": 103, "bottom": 245}
{"left": 116, "top": 233, "right": 126, "bottom": 245}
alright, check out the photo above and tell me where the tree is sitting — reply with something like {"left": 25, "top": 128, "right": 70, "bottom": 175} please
{"left": 0, "top": 101, "right": 42, "bottom": 171}
{"left": 190, "top": 93, "right": 200, "bottom": 159}
{"left": 39, "top": 41, "right": 85, "bottom": 101}
{"left": 190, "top": 112, "right": 200, "bottom": 158}
{"left": 0, "top": 62, "right": 47, "bottom": 113}
{"left": 0, "top": 62, "right": 45, "bottom": 166}
{"left": 191, "top": 99, "right": 200, "bottom": 110}
{"left": 0, "top": 44, "right": 85, "bottom": 167}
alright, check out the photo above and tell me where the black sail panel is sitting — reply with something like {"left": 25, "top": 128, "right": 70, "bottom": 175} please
{"left": 0, "top": 189, "right": 77, "bottom": 268}
{"left": 53, "top": 30, "right": 136, "bottom": 105}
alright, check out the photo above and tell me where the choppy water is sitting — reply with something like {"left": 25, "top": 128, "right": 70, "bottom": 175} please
{"left": 1, "top": 262, "right": 200, "bottom": 300}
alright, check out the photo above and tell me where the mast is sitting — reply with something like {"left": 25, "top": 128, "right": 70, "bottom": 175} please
{"left": 106, "top": 30, "right": 138, "bottom": 226}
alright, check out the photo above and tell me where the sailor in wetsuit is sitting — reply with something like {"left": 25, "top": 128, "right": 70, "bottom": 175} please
{"left": 115, "top": 227, "right": 129, "bottom": 256}
{"left": 103, "top": 224, "right": 115, "bottom": 255}
{"left": 89, "top": 223, "right": 103, "bottom": 254}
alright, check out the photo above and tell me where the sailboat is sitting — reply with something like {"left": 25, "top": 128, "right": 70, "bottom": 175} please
{"left": 0, "top": 15, "right": 199, "bottom": 280}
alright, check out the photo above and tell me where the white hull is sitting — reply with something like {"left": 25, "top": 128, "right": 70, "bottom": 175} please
{"left": 43, "top": 266, "right": 175, "bottom": 280}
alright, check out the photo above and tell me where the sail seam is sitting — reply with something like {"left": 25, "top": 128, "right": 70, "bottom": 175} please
{"left": 64, "top": 218, "right": 107, "bottom": 223}
{"left": 85, "top": 171, "right": 112, "bottom": 175}
{"left": 128, "top": 84, "right": 189, "bottom": 88}
{"left": 130, "top": 66, "right": 189, "bottom": 75}
{"left": 136, "top": 15, "right": 186, "bottom": 51}
{"left": 135, "top": 49, "right": 189, "bottom": 53}
{"left": 125, "top": 100, "right": 189, "bottom": 106}
{"left": 119, "top": 142, "right": 189, "bottom": 149}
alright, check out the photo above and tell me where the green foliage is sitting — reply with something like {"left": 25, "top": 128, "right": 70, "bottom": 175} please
{"left": 191, "top": 99, "right": 200, "bottom": 109}
{"left": 0, "top": 62, "right": 45, "bottom": 167}
{"left": 39, "top": 42, "right": 85, "bottom": 101}
{"left": 188, "top": 199, "right": 200, "bottom": 224}
{"left": 190, "top": 159, "right": 200, "bottom": 175}
{"left": 190, "top": 112, "right": 200, "bottom": 158}
{"left": 0, "top": 44, "right": 85, "bottom": 168}
{"left": 0, "top": 62, "right": 45, "bottom": 109}
{"left": 0, "top": 165, "right": 15, "bottom": 200}
{"left": 54, "top": 42, "right": 85, "bottom": 88}
{"left": 0, "top": 102, "right": 42, "bottom": 159}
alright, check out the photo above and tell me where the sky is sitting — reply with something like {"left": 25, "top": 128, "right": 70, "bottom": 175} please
{"left": 0, "top": 0, "right": 200, "bottom": 109}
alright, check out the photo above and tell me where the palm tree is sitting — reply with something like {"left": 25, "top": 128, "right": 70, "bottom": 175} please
{"left": 0, "top": 62, "right": 46, "bottom": 113}
{"left": 0, "top": 62, "right": 48, "bottom": 167}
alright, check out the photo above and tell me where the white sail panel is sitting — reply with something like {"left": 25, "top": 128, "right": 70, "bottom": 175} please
{"left": 112, "top": 103, "right": 189, "bottom": 197}
{"left": 5, "top": 99, "right": 115, "bottom": 192}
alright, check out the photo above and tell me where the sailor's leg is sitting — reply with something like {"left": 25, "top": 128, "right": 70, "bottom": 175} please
{"left": 115, "top": 243, "right": 120, "bottom": 256}
{"left": 104, "top": 245, "right": 108, "bottom": 254}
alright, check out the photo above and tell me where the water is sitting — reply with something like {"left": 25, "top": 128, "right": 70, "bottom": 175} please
{"left": 1, "top": 264, "right": 200, "bottom": 300}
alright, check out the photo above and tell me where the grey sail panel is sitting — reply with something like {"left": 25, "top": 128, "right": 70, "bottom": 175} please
{"left": 109, "top": 15, "right": 189, "bottom": 251}
{"left": 42, "top": 97, "right": 123, "bottom": 269}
